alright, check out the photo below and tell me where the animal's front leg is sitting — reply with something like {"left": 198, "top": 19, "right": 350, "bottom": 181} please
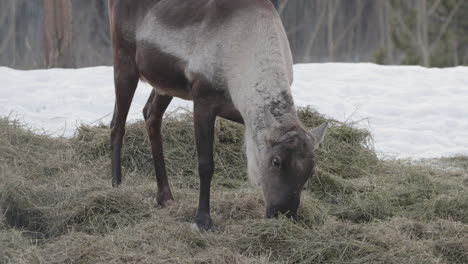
{"left": 110, "top": 51, "right": 140, "bottom": 187}
{"left": 192, "top": 101, "right": 217, "bottom": 231}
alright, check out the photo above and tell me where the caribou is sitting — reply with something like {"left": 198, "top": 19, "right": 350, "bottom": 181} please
{"left": 108, "top": 0, "right": 327, "bottom": 231}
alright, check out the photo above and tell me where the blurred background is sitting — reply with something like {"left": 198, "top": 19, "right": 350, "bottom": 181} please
{"left": 0, "top": 0, "right": 466, "bottom": 69}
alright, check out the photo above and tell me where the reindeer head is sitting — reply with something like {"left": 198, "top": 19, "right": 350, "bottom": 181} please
{"left": 250, "top": 110, "right": 327, "bottom": 219}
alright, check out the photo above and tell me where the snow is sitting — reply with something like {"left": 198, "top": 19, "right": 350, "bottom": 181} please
{"left": 1, "top": 63, "right": 467, "bottom": 159}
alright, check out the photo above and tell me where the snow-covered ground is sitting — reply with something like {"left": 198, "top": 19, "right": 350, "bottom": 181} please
{"left": 1, "top": 63, "right": 467, "bottom": 159}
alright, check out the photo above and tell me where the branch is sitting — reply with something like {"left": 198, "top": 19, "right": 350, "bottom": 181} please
{"left": 335, "top": 0, "right": 365, "bottom": 49}
{"left": 0, "top": 1, "right": 15, "bottom": 55}
{"left": 303, "top": 2, "right": 327, "bottom": 59}
{"left": 430, "top": 0, "right": 464, "bottom": 52}
{"left": 389, "top": 1, "right": 418, "bottom": 44}
{"left": 278, "top": 0, "right": 289, "bottom": 15}
{"left": 429, "top": 0, "right": 442, "bottom": 15}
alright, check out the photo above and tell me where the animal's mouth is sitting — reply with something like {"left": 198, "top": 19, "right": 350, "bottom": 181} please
{"left": 265, "top": 206, "right": 297, "bottom": 219}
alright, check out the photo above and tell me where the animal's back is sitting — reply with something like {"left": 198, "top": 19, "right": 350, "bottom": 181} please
{"left": 152, "top": 0, "right": 274, "bottom": 29}
{"left": 109, "top": 0, "right": 277, "bottom": 51}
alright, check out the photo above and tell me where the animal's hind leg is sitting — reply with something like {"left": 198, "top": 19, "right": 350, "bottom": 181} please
{"left": 111, "top": 52, "right": 139, "bottom": 187}
{"left": 143, "top": 90, "right": 174, "bottom": 207}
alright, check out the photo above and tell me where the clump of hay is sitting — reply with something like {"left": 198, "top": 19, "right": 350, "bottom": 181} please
{"left": 0, "top": 180, "right": 154, "bottom": 238}
{"left": 71, "top": 111, "right": 245, "bottom": 185}
{"left": 50, "top": 186, "right": 153, "bottom": 236}
{"left": 0, "top": 229, "right": 44, "bottom": 263}
{"left": 211, "top": 189, "right": 264, "bottom": 221}
{"left": 70, "top": 107, "right": 378, "bottom": 191}
{"left": 233, "top": 217, "right": 468, "bottom": 263}
{"left": 431, "top": 194, "right": 468, "bottom": 223}
{"left": 297, "top": 107, "right": 379, "bottom": 195}
{"left": 0, "top": 180, "right": 55, "bottom": 237}
{"left": 0, "top": 118, "right": 75, "bottom": 182}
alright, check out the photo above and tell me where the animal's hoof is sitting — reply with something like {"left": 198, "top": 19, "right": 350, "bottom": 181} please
{"left": 157, "top": 198, "right": 174, "bottom": 208}
{"left": 192, "top": 213, "right": 214, "bottom": 232}
{"left": 156, "top": 191, "right": 174, "bottom": 208}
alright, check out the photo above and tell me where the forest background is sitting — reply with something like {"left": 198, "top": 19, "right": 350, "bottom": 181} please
{"left": 0, "top": 0, "right": 467, "bottom": 69}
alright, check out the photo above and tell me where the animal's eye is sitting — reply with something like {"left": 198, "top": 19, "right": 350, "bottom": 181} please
{"left": 272, "top": 156, "right": 281, "bottom": 169}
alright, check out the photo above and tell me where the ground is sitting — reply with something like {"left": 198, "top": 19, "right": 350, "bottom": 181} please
{"left": 1, "top": 109, "right": 467, "bottom": 264}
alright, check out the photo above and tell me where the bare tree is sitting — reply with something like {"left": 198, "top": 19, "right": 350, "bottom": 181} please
{"left": 1, "top": 0, "right": 466, "bottom": 68}
{"left": 0, "top": 0, "right": 16, "bottom": 66}
{"left": 303, "top": 1, "right": 328, "bottom": 61}
{"left": 417, "top": 0, "right": 430, "bottom": 66}
{"left": 390, "top": 0, "right": 465, "bottom": 67}
{"left": 43, "top": 0, "right": 73, "bottom": 68}
{"left": 327, "top": 0, "right": 338, "bottom": 60}
{"left": 71, "top": 0, "right": 111, "bottom": 66}
{"left": 276, "top": 0, "right": 290, "bottom": 15}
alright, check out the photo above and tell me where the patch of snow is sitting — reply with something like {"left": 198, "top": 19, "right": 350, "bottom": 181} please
{"left": 1, "top": 63, "right": 467, "bottom": 159}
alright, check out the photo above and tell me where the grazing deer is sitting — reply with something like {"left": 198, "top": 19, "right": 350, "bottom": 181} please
{"left": 108, "top": 0, "right": 327, "bottom": 231}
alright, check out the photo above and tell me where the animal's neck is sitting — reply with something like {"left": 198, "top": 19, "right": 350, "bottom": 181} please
{"left": 235, "top": 69, "right": 299, "bottom": 186}
{"left": 247, "top": 93, "right": 297, "bottom": 138}
{"left": 241, "top": 87, "right": 299, "bottom": 185}
{"left": 234, "top": 69, "right": 297, "bottom": 139}
{"left": 224, "top": 30, "right": 296, "bottom": 184}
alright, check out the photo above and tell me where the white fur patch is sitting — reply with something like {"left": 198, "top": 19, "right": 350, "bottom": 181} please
{"left": 190, "top": 223, "right": 201, "bottom": 233}
{"left": 245, "top": 128, "right": 262, "bottom": 186}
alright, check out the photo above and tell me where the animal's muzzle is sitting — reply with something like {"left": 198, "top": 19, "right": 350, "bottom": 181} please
{"left": 265, "top": 205, "right": 298, "bottom": 219}
{"left": 265, "top": 195, "right": 300, "bottom": 219}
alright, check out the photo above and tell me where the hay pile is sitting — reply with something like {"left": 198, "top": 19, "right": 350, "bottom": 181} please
{"left": 1, "top": 108, "right": 467, "bottom": 264}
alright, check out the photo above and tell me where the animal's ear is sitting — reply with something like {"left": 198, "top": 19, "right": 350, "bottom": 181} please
{"left": 309, "top": 123, "right": 328, "bottom": 150}
{"left": 263, "top": 106, "right": 280, "bottom": 129}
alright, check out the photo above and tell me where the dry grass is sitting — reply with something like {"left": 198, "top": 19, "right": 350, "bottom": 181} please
{"left": 1, "top": 108, "right": 467, "bottom": 264}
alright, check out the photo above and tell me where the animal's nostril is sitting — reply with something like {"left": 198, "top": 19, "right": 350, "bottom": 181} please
{"left": 279, "top": 208, "right": 296, "bottom": 218}
{"left": 265, "top": 206, "right": 280, "bottom": 218}
{"left": 266, "top": 211, "right": 279, "bottom": 219}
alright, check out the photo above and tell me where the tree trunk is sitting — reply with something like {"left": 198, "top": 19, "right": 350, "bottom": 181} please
{"left": 417, "top": 0, "right": 430, "bottom": 67}
{"left": 452, "top": 32, "right": 459, "bottom": 66}
{"left": 43, "top": 0, "right": 73, "bottom": 68}
{"left": 0, "top": 0, "right": 16, "bottom": 66}
{"left": 383, "top": 2, "right": 394, "bottom": 64}
{"left": 327, "top": 0, "right": 336, "bottom": 60}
